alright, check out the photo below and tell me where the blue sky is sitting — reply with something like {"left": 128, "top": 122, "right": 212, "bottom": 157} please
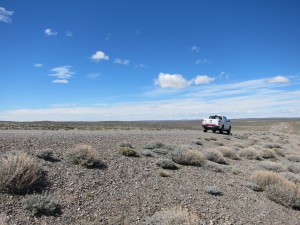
{"left": 1, "top": 0, "right": 300, "bottom": 121}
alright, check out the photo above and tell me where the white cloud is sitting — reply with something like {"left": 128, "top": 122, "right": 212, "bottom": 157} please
{"left": 49, "top": 66, "right": 74, "bottom": 84}
{"left": 195, "top": 59, "right": 210, "bottom": 64}
{"left": 45, "top": 28, "right": 58, "bottom": 36}
{"left": 191, "top": 46, "right": 199, "bottom": 52}
{"left": 194, "top": 75, "right": 215, "bottom": 85}
{"left": 66, "top": 31, "right": 73, "bottom": 37}
{"left": 0, "top": 7, "right": 13, "bottom": 23}
{"left": 52, "top": 79, "right": 69, "bottom": 84}
{"left": 155, "top": 73, "right": 193, "bottom": 89}
{"left": 267, "top": 76, "right": 290, "bottom": 83}
{"left": 114, "top": 58, "right": 130, "bottom": 65}
{"left": 90, "top": 51, "right": 109, "bottom": 62}
{"left": 34, "top": 63, "right": 43, "bottom": 68}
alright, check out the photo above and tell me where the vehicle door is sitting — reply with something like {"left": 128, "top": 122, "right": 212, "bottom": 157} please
{"left": 223, "top": 117, "right": 230, "bottom": 130}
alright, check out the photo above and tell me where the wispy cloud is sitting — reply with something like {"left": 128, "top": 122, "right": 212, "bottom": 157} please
{"left": 45, "top": 28, "right": 58, "bottom": 36}
{"left": 90, "top": 51, "right": 109, "bottom": 62}
{"left": 267, "top": 75, "right": 290, "bottom": 83}
{"left": 66, "top": 31, "right": 73, "bottom": 37}
{"left": 0, "top": 7, "right": 13, "bottom": 23}
{"left": 195, "top": 58, "right": 210, "bottom": 64}
{"left": 34, "top": 63, "right": 43, "bottom": 68}
{"left": 88, "top": 73, "right": 100, "bottom": 79}
{"left": 191, "top": 46, "right": 200, "bottom": 53}
{"left": 49, "top": 65, "right": 74, "bottom": 84}
{"left": 135, "top": 63, "right": 146, "bottom": 68}
{"left": 114, "top": 58, "right": 130, "bottom": 65}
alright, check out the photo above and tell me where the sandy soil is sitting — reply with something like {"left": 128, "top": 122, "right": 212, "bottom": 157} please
{"left": 0, "top": 125, "right": 300, "bottom": 224}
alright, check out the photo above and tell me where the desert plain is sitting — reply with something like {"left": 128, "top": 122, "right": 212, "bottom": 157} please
{"left": 0, "top": 119, "right": 300, "bottom": 225}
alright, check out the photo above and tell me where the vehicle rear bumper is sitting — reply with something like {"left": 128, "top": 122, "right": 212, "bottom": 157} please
{"left": 202, "top": 124, "right": 220, "bottom": 130}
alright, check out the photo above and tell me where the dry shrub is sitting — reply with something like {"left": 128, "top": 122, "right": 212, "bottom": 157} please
{"left": 273, "top": 148, "right": 285, "bottom": 157}
{"left": 144, "top": 207, "right": 199, "bottom": 225}
{"left": 65, "top": 144, "right": 101, "bottom": 167}
{"left": 203, "top": 161, "right": 224, "bottom": 173}
{"left": 259, "top": 161, "right": 287, "bottom": 173}
{"left": 218, "top": 147, "right": 240, "bottom": 160}
{"left": 260, "top": 149, "right": 276, "bottom": 159}
{"left": 204, "top": 185, "right": 223, "bottom": 196}
{"left": 266, "top": 180, "right": 300, "bottom": 210}
{"left": 239, "top": 147, "right": 260, "bottom": 160}
{"left": 287, "top": 163, "right": 300, "bottom": 174}
{"left": 234, "top": 142, "right": 246, "bottom": 149}
{"left": 145, "top": 141, "right": 164, "bottom": 149}
{"left": 171, "top": 149, "right": 206, "bottom": 167}
{"left": 250, "top": 170, "right": 286, "bottom": 190}
{"left": 280, "top": 172, "right": 300, "bottom": 184}
{"left": 0, "top": 152, "right": 43, "bottom": 194}
{"left": 204, "top": 149, "right": 227, "bottom": 164}
{"left": 287, "top": 154, "right": 300, "bottom": 162}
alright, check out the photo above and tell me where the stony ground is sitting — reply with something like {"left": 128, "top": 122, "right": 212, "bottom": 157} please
{"left": 0, "top": 123, "right": 300, "bottom": 225}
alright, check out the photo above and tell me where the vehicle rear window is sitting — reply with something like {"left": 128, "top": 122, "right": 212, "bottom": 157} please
{"left": 209, "top": 116, "right": 222, "bottom": 119}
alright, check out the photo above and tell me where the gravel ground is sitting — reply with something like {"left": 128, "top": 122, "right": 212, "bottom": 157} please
{"left": 0, "top": 128, "right": 300, "bottom": 225}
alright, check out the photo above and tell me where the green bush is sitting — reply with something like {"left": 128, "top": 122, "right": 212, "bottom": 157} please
{"left": 156, "top": 159, "right": 178, "bottom": 170}
{"left": 35, "top": 149, "right": 54, "bottom": 161}
{"left": 24, "top": 195, "right": 60, "bottom": 216}
{"left": 119, "top": 147, "right": 137, "bottom": 157}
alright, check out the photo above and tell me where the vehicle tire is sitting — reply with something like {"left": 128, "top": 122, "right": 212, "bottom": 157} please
{"left": 227, "top": 126, "right": 231, "bottom": 135}
{"left": 219, "top": 126, "right": 224, "bottom": 134}
{"left": 203, "top": 129, "right": 207, "bottom": 133}
{"left": 213, "top": 129, "right": 216, "bottom": 133}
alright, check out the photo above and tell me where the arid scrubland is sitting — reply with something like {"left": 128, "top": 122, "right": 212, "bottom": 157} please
{"left": 0, "top": 120, "right": 300, "bottom": 224}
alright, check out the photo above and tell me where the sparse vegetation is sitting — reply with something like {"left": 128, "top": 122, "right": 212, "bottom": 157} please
{"left": 156, "top": 159, "right": 178, "bottom": 170}
{"left": 119, "top": 142, "right": 133, "bottom": 148}
{"left": 119, "top": 147, "right": 137, "bottom": 157}
{"left": 0, "top": 152, "right": 44, "bottom": 194}
{"left": 139, "top": 149, "right": 154, "bottom": 157}
{"left": 144, "top": 207, "right": 199, "bottom": 225}
{"left": 170, "top": 149, "right": 206, "bottom": 167}
{"left": 65, "top": 144, "right": 102, "bottom": 168}
{"left": 23, "top": 195, "right": 61, "bottom": 216}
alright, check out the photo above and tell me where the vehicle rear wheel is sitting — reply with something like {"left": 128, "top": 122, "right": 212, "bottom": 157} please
{"left": 203, "top": 129, "right": 207, "bottom": 133}
{"left": 219, "top": 126, "right": 224, "bottom": 134}
{"left": 213, "top": 129, "right": 216, "bottom": 133}
{"left": 227, "top": 126, "right": 231, "bottom": 135}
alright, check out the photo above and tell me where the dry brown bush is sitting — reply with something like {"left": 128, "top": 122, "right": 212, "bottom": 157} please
{"left": 171, "top": 149, "right": 206, "bottom": 167}
{"left": 204, "top": 149, "right": 227, "bottom": 164}
{"left": 259, "top": 161, "right": 287, "bottom": 173}
{"left": 144, "top": 207, "right": 199, "bottom": 225}
{"left": 218, "top": 147, "right": 240, "bottom": 160}
{"left": 250, "top": 170, "right": 286, "bottom": 190}
{"left": 260, "top": 149, "right": 276, "bottom": 159}
{"left": 266, "top": 180, "right": 300, "bottom": 210}
{"left": 0, "top": 152, "right": 43, "bottom": 194}
{"left": 65, "top": 144, "right": 101, "bottom": 168}
{"left": 239, "top": 147, "right": 260, "bottom": 160}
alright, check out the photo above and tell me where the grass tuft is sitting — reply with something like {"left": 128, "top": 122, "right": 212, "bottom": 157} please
{"left": 239, "top": 147, "right": 260, "bottom": 160}
{"left": 23, "top": 195, "right": 61, "bottom": 216}
{"left": 156, "top": 159, "right": 178, "bottom": 170}
{"left": 170, "top": 149, "right": 206, "bottom": 167}
{"left": 0, "top": 152, "right": 44, "bottom": 194}
{"left": 119, "top": 147, "right": 137, "bottom": 157}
